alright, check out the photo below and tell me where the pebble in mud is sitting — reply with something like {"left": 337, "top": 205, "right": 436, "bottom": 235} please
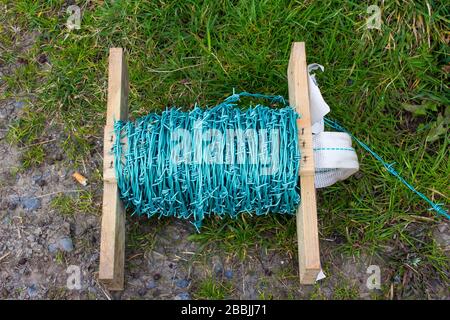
{"left": 48, "top": 243, "right": 58, "bottom": 254}
{"left": 224, "top": 270, "right": 233, "bottom": 280}
{"left": 27, "top": 284, "right": 38, "bottom": 297}
{"left": 175, "top": 292, "right": 191, "bottom": 300}
{"left": 175, "top": 279, "right": 190, "bottom": 288}
{"left": 59, "top": 237, "right": 74, "bottom": 252}
{"left": 146, "top": 280, "right": 157, "bottom": 289}
{"left": 13, "top": 101, "right": 25, "bottom": 110}
{"left": 22, "top": 197, "right": 41, "bottom": 211}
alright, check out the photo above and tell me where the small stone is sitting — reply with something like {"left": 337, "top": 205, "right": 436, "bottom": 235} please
{"left": 214, "top": 264, "right": 223, "bottom": 275}
{"left": 137, "top": 287, "right": 147, "bottom": 296}
{"left": 18, "top": 257, "right": 27, "bottom": 265}
{"left": 59, "top": 237, "right": 74, "bottom": 252}
{"left": 175, "top": 292, "right": 190, "bottom": 300}
{"left": 27, "top": 284, "right": 37, "bottom": 297}
{"left": 153, "top": 273, "right": 161, "bottom": 281}
{"left": 224, "top": 270, "right": 233, "bottom": 279}
{"left": 175, "top": 279, "right": 190, "bottom": 288}
{"left": 48, "top": 243, "right": 58, "bottom": 253}
{"left": 22, "top": 197, "right": 41, "bottom": 211}
{"left": 146, "top": 280, "right": 157, "bottom": 289}
{"left": 14, "top": 101, "right": 25, "bottom": 110}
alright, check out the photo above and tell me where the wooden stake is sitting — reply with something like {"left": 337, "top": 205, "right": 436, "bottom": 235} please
{"left": 288, "top": 42, "right": 321, "bottom": 284}
{"left": 99, "top": 48, "right": 128, "bottom": 290}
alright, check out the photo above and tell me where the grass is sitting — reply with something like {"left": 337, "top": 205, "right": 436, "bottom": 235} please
{"left": 1, "top": 0, "right": 449, "bottom": 298}
{"left": 50, "top": 191, "right": 98, "bottom": 216}
{"left": 127, "top": 220, "right": 160, "bottom": 252}
{"left": 194, "top": 276, "right": 234, "bottom": 300}
{"left": 55, "top": 251, "right": 65, "bottom": 265}
{"left": 189, "top": 214, "right": 297, "bottom": 259}
{"left": 21, "top": 145, "right": 46, "bottom": 169}
{"left": 332, "top": 282, "right": 360, "bottom": 300}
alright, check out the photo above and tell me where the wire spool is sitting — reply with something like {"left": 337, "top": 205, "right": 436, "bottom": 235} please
{"left": 113, "top": 92, "right": 301, "bottom": 230}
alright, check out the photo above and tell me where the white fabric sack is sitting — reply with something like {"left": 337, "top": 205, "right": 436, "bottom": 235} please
{"left": 308, "top": 64, "right": 330, "bottom": 134}
{"left": 307, "top": 64, "right": 360, "bottom": 188}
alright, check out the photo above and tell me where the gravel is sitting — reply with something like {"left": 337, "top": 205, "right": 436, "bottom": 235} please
{"left": 58, "top": 237, "right": 74, "bottom": 252}
{"left": 224, "top": 270, "right": 233, "bottom": 280}
{"left": 21, "top": 197, "right": 41, "bottom": 211}
{"left": 146, "top": 280, "right": 157, "bottom": 289}
{"left": 175, "top": 292, "right": 191, "bottom": 300}
{"left": 175, "top": 279, "right": 190, "bottom": 288}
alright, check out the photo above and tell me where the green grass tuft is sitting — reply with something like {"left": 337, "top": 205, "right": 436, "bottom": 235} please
{"left": 50, "top": 191, "right": 98, "bottom": 216}
{"left": 194, "top": 276, "right": 234, "bottom": 300}
{"left": 332, "top": 282, "right": 360, "bottom": 300}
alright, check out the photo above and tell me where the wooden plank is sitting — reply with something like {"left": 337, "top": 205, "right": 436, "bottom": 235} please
{"left": 106, "top": 48, "right": 129, "bottom": 126}
{"left": 287, "top": 42, "right": 321, "bottom": 284}
{"left": 99, "top": 48, "right": 128, "bottom": 290}
{"left": 99, "top": 183, "right": 125, "bottom": 290}
{"left": 103, "top": 48, "right": 129, "bottom": 182}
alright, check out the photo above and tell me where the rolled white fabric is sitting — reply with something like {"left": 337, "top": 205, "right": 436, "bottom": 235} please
{"left": 313, "top": 132, "right": 359, "bottom": 188}
{"left": 307, "top": 63, "right": 360, "bottom": 188}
